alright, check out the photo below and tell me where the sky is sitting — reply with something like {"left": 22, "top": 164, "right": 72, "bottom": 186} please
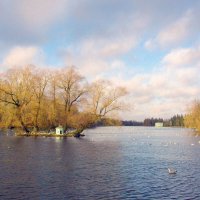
{"left": 0, "top": 0, "right": 200, "bottom": 121}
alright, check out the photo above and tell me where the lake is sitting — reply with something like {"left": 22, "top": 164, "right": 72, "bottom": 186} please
{"left": 0, "top": 127, "right": 200, "bottom": 200}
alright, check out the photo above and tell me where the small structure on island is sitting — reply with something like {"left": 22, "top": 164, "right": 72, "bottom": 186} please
{"left": 155, "top": 122, "right": 163, "bottom": 127}
{"left": 55, "top": 125, "right": 64, "bottom": 135}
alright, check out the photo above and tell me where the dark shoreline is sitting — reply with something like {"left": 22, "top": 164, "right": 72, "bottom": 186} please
{"left": 15, "top": 132, "right": 85, "bottom": 137}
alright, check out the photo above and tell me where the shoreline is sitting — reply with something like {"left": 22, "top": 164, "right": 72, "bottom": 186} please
{"left": 15, "top": 132, "right": 85, "bottom": 137}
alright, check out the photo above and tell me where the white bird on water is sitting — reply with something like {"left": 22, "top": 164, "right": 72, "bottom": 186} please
{"left": 168, "top": 168, "right": 177, "bottom": 174}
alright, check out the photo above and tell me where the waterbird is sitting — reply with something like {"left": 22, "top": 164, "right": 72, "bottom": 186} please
{"left": 168, "top": 168, "right": 177, "bottom": 174}
{"left": 163, "top": 144, "right": 168, "bottom": 147}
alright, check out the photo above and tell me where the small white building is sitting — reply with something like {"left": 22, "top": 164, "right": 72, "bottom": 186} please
{"left": 155, "top": 122, "right": 163, "bottom": 127}
{"left": 55, "top": 126, "right": 64, "bottom": 135}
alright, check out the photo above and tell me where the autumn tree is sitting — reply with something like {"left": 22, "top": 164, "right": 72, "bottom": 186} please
{"left": 0, "top": 66, "right": 35, "bottom": 132}
{"left": 69, "top": 80, "right": 127, "bottom": 137}
{"left": 0, "top": 66, "right": 128, "bottom": 136}
{"left": 184, "top": 100, "right": 200, "bottom": 131}
{"left": 87, "top": 80, "right": 127, "bottom": 117}
{"left": 31, "top": 68, "right": 49, "bottom": 131}
{"left": 44, "top": 72, "right": 60, "bottom": 129}
{"left": 56, "top": 67, "right": 87, "bottom": 130}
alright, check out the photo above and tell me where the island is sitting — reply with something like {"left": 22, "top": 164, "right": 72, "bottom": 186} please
{"left": 0, "top": 66, "right": 127, "bottom": 137}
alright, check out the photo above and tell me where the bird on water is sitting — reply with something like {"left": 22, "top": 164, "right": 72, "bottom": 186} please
{"left": 168, "top": 168, "right": 177, "bottom": 174}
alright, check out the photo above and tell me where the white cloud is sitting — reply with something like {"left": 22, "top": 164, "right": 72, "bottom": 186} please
{"left": 61, "top": 18, "right": 144, "bottom": 78}
{"left": 113, "top": 45, "right": 200, "bottom": 120}
{"left": 77, "top": 58, "right": 110, "bottom": 78}
{"left": 3, "top": 46, "right": 44, "bottom": 67}
{"left": 99, "top": 38, "right": 137, "bottom": 58}
{"left": 59, "top": 10, "right": 150, "bottom": 80}
{"left": 145, "top": 10, "right": 195, "bottom": 49}
{"left": 157, "top": 11, "right": 192, "bottom": 47}
{"left": 78, "top": 18, "right": 143, "bottom": 59}
{"left": 162, "top": 46, "right": 200, "bottom": 67}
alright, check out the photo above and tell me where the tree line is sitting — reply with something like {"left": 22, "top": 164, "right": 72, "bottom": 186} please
{"left": 143, "top": 115, "right": 184, "bottom": 127}
{"left": 0, "top": 66, "right": 127, "bottom": 136}
{"left": 122, "top": 115, "right": 184, "bottom": 127}
{"left": 1, "top": 66, "right": 198, "bottom": 134}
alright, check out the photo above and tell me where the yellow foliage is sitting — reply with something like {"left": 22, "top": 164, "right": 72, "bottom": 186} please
{"left": 0, "top": 66, "right": 128, "bottom": 132}
{"left": 184, "top": 100, "right": 200, "bottom": 131}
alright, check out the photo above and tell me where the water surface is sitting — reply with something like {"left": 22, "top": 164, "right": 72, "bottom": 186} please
{"left": 0, "top": 127, "right": 200, "bottom": 199}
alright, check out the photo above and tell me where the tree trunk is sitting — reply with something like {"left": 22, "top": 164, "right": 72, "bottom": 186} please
{"left": 72, "top": 128, "right": 85, "bottom": 137}
{"left": 34, "top": 102, "right": 41, "bottom": 131}
{"left": 20, "top": 120, "right": 30, "bottom": 133}
{"left": 17, "top": 108, "right": 30, "bottom": 133}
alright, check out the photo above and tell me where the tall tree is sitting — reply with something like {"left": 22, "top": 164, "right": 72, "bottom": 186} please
{"left": 69, "top": 80, "right": 128, "bottom": 136}
{"left": 0, "top": 66, "right": 35, "bottom": 132}
{"left": 32, "top": 68, "right": 49, "bottom": 131}
{"left": 56, "top": 67, "right": 87, "bottom": 129}
{"left": 184, "top": 100, "right": 200, "bottom": 130}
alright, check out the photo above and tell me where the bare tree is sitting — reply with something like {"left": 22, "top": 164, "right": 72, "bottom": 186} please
{"left": 88, "top": 80, "right": 127, "bottom": 118}
{"left": 57, "top": 67, "right": 86, "bottom": 112}
{"left": 70, "top": 80, "right": 128, "bottom": 137}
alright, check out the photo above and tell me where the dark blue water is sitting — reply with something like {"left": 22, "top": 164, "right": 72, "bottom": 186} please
{"left": 0, "top": 127, "right": 200, "bottom": 200}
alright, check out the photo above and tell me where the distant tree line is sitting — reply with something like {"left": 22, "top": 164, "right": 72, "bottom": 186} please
{"left": 114, "top": 115, "right": 184, "bottom": 127}
{"left": 143, "top": 115, "right": 184, "bottom": 127}
{"left": 122, "top": 120, "right": 143, "bottom": 126}
{"left": 143, "top": 118, "right": 164, "bottom": 126}
{"left": 91, "top": 118, "right": 122, "bottom": 127}
{"left": 164, "top": 115, "right": 184, "bottom": 127}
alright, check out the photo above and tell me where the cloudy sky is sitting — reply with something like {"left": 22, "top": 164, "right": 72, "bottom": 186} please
{"left": 0, "top": 0, "right": 200, "bottom": 120}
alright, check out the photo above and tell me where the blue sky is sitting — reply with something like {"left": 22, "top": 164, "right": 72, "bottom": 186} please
{"left": 0, "top": 0, "right": 200, "bottom": 120}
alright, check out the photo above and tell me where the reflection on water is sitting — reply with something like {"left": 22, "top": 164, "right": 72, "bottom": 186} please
{"left": 0, "top": 127, "right": 200, "bottom": 199}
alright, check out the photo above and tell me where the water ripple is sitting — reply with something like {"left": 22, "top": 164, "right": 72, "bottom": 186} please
{"left": 0, "top": 127, "right": 200, "bottom": 199}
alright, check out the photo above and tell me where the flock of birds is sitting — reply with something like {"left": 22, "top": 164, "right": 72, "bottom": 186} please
{"left": 6, "top": 130, "right": 200, "bottom": 176}
{"left": 130, "top": 134, "right": 200, "bottom": 175}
